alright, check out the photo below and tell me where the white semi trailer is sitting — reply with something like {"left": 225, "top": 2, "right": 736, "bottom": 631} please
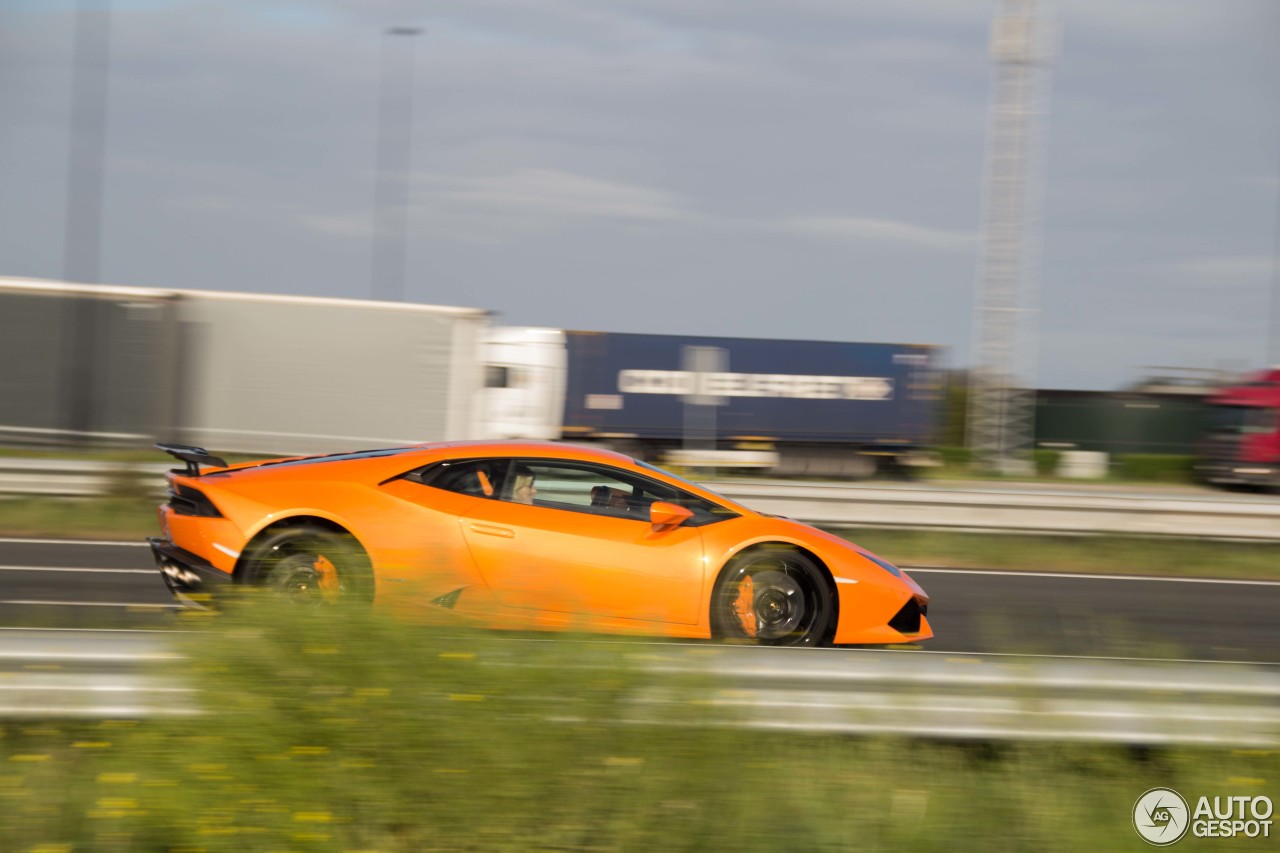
{"left": 0, "top": 278, "right": 492, "bottom": 455}
{"left": 174, "top": 289, "right": 490, "bottom": 454}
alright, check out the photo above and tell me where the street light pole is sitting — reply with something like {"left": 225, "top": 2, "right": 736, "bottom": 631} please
{"left": 1268, "top": 143, "right": 1280, "bottom": 367}
{"left": 371, "top": 26, "right": 422, "bottom": 303}
{"left": 62, "top": 0, "right": 113, "bottom": 443}
{"left": 64, "top": 0, "right": 111, "bottom": 285}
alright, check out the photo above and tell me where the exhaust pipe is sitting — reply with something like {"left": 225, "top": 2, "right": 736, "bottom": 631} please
{"left": 159, "top": 560, "right": 201, "bottom": 590}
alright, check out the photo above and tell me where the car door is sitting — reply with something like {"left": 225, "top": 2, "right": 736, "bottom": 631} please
{"left": 460, "top": 460, "right": 707, "bottom": 625}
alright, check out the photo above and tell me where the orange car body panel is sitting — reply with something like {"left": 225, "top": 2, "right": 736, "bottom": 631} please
{"left": 154, "top": 440, "right": 931, "bottom": 644}
{"left": 458, "top": 497, "right": 707, "bottom": 624}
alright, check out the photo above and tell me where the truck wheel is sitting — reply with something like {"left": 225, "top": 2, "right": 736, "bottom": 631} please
{"left": 711, "top": 549, "right": 834, "bottom": 646}
{"left": 774, "top": 447, "right": 878, "bottom": 480}
{"left": 240, "top": 527, "right": 374, "bottom": 606}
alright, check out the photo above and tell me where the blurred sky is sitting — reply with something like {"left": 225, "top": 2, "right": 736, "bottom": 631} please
{"left": 2, "top": 0, "right": 1277, "bottom": 390}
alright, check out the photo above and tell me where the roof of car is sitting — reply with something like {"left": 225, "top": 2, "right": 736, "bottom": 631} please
{"left": 426, "top": 440, "right": 634, "bottom": 463}
{"left": 187, "top": 438, "right": 753, "bottom": 515}
{"left": 208, "top": 439, "right": 636, "bottom": 478}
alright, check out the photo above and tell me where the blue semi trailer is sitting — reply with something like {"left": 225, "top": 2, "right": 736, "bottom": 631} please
{"left": 482, "top": 328, "right": 943, "bottom": 478}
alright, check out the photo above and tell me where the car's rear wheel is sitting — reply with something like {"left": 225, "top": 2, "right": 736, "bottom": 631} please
{"left": 711, "top": 549, "right": 834, "bottom": 646}
{"left": 240, "top": 527, "right": 374, "bottom": 606}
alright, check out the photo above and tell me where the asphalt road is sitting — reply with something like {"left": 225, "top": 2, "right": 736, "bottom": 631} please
{"left": 1, "top": 538, "right": 1277, "bottom": 663}
{"left": 0, "top": 539, "right": 178, "bottom": 631}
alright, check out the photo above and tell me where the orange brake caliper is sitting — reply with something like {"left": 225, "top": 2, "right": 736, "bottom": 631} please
{"left": 313, "top": 555, "right": 340, "bottom": 598}
{"left": 732, "top": 574, "right": 757, "bottom": 638}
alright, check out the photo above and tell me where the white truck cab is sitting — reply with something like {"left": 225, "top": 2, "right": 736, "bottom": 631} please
{"left": 479, "top": 327, "right": 567, "bottom": 441}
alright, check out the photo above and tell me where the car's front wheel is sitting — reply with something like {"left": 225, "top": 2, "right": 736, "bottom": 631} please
{"left": 711, "top": 548, "right": 834, "bottom": 646}
{"left": 240, "top": 527, "right": 374, "bottom": 606}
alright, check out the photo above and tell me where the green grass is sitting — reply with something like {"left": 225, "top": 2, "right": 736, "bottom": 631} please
{"left": 2, "top": 602, "right": 1275, "bottom": 851}
{"left": 825, "top": 527, "right": 1280, "bottom": 581}
{"left": 0, "top": 496, "right": 159, "bottom": 540}
{"left": 0, "top": 447, "right": 162, "bottom": 463}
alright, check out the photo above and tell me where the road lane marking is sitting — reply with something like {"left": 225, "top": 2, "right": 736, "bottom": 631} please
{"left": 0, "top": 626, "right": 186, "bottom": 633}
{"left": 904, "top": 567, "right": 1280, "bottom": 586}
{"left": 0, "top": 600, "right": 179, "bottom": 609}
{"left": 0, "top": 565, "right": 155, "bottom": 575}
{"left": 0, "top": 538, "right": 149, "bottom": 547}
{"left": 872, "top": 646, "right": 1280, "bottom": 667}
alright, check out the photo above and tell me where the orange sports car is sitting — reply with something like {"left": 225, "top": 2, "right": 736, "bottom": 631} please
{"left": 150, "top": 440, "right": 931, "bottom": 646}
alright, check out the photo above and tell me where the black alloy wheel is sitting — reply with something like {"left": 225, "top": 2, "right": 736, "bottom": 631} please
{"left": 241, "top": 527, "right": 374, "bottom": 607}
{"left": 711, "top": 549, "right": 834, "bottom": 647}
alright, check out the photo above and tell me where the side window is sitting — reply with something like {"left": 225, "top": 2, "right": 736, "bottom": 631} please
{"left": 414, "top": 459, "right": 509, "bottom": 498}
{"left": 502, "top": 462, "right": 635, "bottom": 514}
{"left": 502, "top": 460, "right": 737, "bottom": 526}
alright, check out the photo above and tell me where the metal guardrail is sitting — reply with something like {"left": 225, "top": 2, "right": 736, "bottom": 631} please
{"left": 629, "top": 646, "right": 1280, "bottom": 746}
{"left": 1, "top": 631, "right": 1276, "bottom": 745}
{"left": 0, "top": 459, "right": 171, "bottom": 498}
{"left": 3, "top": 459, "right": 1280, "bottom": 540}
{"left": 0, "top": 630, "right": 194, "bottom": 718}
{"left": 704, "top": 479, "right": 1280, "bottom": 541}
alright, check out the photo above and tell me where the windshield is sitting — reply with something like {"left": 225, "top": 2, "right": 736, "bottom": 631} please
{"left": 1206, "top": 405, "right": 1278, "bottom": 435}
{"left": 635, "top": 459, "right": 738, "bottom": 505}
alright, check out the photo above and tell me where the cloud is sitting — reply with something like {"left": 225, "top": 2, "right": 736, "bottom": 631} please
{"left": 290, "top": 168, "right": 693, "bottom": 242}
{"left": 1248, "top": 174, "right": 1280, "bottom": 192}
{"left": 162, "top": 194, "right": 237, "bottom": 213}
{"left": 296, "top": 212, "right": 373, "bottom": 238}
{"left": 1055, "top": 0, "right": 1245, "bottom": 41}
{"left": 420, "top": 0, "right": 1237, "bottom": 46}
{"left": 436, "top": 168, "right": 693, "bottom": 222}
{"left": 294, "top": 168, "right": 980, "bottom": 258}
{"left": 1158, "top": 255, "right": 1275, "bottom": 280}
{"left": 777, "top": 215, "right": 977, "bottom": 252}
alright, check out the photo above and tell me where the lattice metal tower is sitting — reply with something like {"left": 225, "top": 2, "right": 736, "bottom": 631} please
{"left": 967, "top": 0, "right": 1057, "bottom": 472}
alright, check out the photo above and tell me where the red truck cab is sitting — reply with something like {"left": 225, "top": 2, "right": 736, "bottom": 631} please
{"left": 1197, "top": 368, "right": 1280, "bottom": 490}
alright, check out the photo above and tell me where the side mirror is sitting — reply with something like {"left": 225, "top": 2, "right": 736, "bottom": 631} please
{"left": 649, "top": 501, "right": 694, "bottom": 529}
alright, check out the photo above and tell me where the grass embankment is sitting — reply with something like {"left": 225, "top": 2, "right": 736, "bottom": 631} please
{"left": 828, "top": 527, "right": 1280, "bottom": 581}
{"left": 0, "top": 497, "right": 159, "bottom": 541}
{"left": 2, "top": 602, "right": 1274, "bottom": 851}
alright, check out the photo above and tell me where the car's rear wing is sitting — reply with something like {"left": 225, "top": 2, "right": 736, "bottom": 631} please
{"left": 155, "top": 443, "right": 228, "bottom": 477}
